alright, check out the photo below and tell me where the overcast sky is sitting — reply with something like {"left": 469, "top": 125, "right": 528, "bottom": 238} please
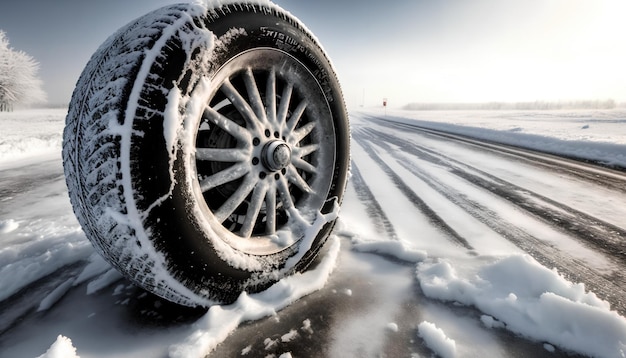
{"left": 1, "top": 0, "right": 625, "bottom": 108}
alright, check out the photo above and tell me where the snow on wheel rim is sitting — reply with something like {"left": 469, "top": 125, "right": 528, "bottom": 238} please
{"left": 191, "top": 48, "right": 336, "bottom": 255}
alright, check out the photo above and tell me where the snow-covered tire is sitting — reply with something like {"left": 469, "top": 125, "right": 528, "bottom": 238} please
{"left": 62, "top": 2, "right": 349, "bottom": 306}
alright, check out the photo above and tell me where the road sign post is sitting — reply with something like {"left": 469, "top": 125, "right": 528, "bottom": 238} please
{"left": 383, "top": 98, "right": 388, "bottom": 117}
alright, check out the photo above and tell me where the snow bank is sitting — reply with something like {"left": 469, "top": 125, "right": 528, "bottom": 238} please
{"left": 169, "top": 236, "right": 340, "bottom": 358}
{"left": 36, "top": 335, "right": 80, "bottom": 358}
{"left": 416, "top": 255, "right": 626, "bottom": 358}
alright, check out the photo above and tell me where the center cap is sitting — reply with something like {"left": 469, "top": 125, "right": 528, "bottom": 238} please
{"left": 262, "top": 140, "right": 291, "bottom": 172}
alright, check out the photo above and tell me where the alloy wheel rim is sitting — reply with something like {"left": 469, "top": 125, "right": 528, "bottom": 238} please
{"left": 193, "top": 48, "right": 336, "bottom": 254}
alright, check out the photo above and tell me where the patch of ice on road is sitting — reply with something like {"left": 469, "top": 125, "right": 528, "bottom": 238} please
{"left": 416, "top": 254, "right": 626, "bottom": 358}
{"left": 36, "top": 335, "right": 80, "bottom": 358}
{"left": 0, "top": 219, "right": 19, "bottom": 233}
{"left": 418, "top": 321, "right": 457, "bottom": 358}
{"left": 168, "top": 236, "right": 340, "bottom": 358}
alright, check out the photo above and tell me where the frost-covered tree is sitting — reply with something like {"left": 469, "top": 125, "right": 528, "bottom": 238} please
{"left": 0, "top": 30, "right": 46, "bottom": 111}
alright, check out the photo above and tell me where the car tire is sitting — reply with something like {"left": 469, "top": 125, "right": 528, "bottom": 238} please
{"left": 63, "top": 1, "right": 349, "bottom": 306}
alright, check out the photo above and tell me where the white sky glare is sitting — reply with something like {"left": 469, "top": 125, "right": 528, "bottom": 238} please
{"left": 0, "top": 0, "right": 624, "bottom": 108}
{"left": 283, "top": 0, "right": 626, "bottom": 108}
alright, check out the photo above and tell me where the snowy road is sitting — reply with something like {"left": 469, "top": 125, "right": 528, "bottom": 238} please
{"left": 1, "top": 110, "right": 626, "bottom": 357}
{"left": 350, "top": 114, "right": 626, "bottom": 315}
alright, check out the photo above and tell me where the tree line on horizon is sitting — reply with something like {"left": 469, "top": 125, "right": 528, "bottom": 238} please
{"left": 403, "top": 99, "right": 618, "bottom": 111}
{"left": 0, "top": 30, "right": 46, "bottom": 112}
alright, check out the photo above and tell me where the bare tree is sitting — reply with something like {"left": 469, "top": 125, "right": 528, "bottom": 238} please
{"left": 0, "top": 30, "right": 46, "bottom": 111}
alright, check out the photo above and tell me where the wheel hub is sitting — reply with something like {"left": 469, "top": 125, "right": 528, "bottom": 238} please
{"left": 262, "top": 140, "right": 291, "bottom": 172}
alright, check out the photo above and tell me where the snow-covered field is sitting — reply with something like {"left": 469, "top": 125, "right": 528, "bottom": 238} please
{"left": 375, "top": 108, "right": 626, "bottom": 168}
{"left": 1, "top": 108, "right": 626, "bottom": 358}
{"left": 0, "top": 108, "right": 66, "bottom": 169}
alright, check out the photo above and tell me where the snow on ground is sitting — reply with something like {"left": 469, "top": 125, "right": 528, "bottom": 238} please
{"left": 364, "top": 108, "right": 626, "bottom": 168}
{"left": 344, "top": 108, "right": 626, "bottom": 357}
{"left": 416, "top": 255, "right": 626, "bottom": 358}
{"left": 2, "top": 108, "right": 626, "bottom": 357}
{"left": 418, "top": 321, "right": 457, "bottom": 358}
{"left": 36, "top": 335, "right": 80, "bottom": 358}
{"left": 0, "top": 108, "right": 66, "bottom": 168}
{"left": 169, "top": 236, "right": 340, "bottom": 358}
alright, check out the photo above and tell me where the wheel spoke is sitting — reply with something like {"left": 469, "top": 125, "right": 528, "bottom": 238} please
{"left": 243, "top": 68, "right": 267, "bottom": 124}
{"left": 286, "top": 100, "right": 307, "bottom": 133}
{"left": 214, "top": 174, "right": 258, "bottom": 223}
{"left": 240, "top": 181, "right": 268, "bottom": 238}
{"left": 221, "top": 79, "right": 260, "bottom": 130}
{"left": 265, "top": 186, "right": 277, "bottom": 235}
{"left": 199, "top": 162, "right": 248, "bottom": 192}
{"left": 293, "top": 144, "right": 319, "bottom": 158}
{"left": 196, "top": 148, "right": 248, "bottom": 162}
{"left": 266, "top": 69, "right": 277, "bottom": 123}
{"left": 276, "top": 176, "right": 295, "bottom": 211}
{"left": 291, "top": 157, "right": 317, "bottom": 174}
{"left": 293, "top": 121, "right": 317, "bottom": 142}
{"left": 276, "top": 83, "right": 293, "bottom": 127}
{"left": 287, "top": 165, "right": 313, "bottom": 193}
{"left": 203, "top": 107, "right": 250, "bottom": 142}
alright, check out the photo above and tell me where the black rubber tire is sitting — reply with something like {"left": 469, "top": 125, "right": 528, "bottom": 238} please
{"left": 63, "top": 2, "right": 349, "bottom": 306}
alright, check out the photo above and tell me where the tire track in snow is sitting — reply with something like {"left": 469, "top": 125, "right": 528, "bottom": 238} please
{"left": 378, "top": 133, "right": 626, "bottom": 311}
{"left": 358, "top": 125, "right": 626, "bottom": 314}
{"left": 369, "top": 116, "right": 626, "bottom": 241}
{"left": 352, "top": 128, "right": 473, "bottom": 251}
{"left": 368, "top": 126, "right": 626, "bottom": 266}
{"left": 349, "top": 162, "right": 399, "bottom": 240}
